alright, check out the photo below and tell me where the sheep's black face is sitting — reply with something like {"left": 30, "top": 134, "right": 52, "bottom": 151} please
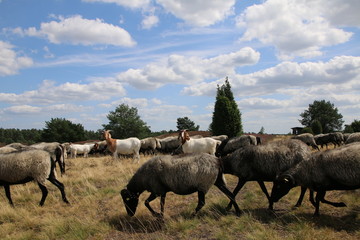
{"left": 271, "top": 175, "right": 295, "bottom": 203}
{"left": 120, "top": 189, "right": 139, "bottom": 217}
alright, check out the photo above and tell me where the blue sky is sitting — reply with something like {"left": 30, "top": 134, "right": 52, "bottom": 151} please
{"left": 0, "top": 0, "right": 359, "bottom": 134}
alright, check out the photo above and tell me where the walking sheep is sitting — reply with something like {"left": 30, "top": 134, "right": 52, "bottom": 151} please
{"left": 271, "top": 143, "right": 360, "bottom": 216}
{"left": 221, "top": 139, "right": 311, "bottom": 211}
{"left": 0, "top": 149, "right": 70, "bottom": 206}
{"left": 30, "top": 142, "right": 66, "bottom": 174}
{"left": 120, "top": 153, "right": 241, "bottom": 217}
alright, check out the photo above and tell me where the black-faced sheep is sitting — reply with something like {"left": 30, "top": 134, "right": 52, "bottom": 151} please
{"left": 271, "top": 143, "right": 360, "bottom": 216}
{"left": 0, "top": 149, "right": 70, "bottom": 206}
{"left": 221, "top": 139, "right": 311, "bottom": 211}
{"left": 120, "top": 153, "right": 241, "bottom": 217}
{"left": 215, "top": 135, "right": 257, "bottom": 157}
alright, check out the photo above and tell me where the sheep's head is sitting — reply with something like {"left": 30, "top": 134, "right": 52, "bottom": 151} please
{"left": 178, "top": 130, "right": 190, "bottom": 144}
{"left": 270, "top": 174, "right": 296, "bottom": 203}
{"left": 120, "top": 189, "right": 139, "bottom": 217}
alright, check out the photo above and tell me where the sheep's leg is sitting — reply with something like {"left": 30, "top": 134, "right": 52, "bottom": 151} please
{"left": 256, "top": 181, "right": 273, "bottom": 210}
{"left": 145, "top": 193, "right": 161, "bottom": 217}
{"left": 160, "top": 194, "right": 166, "bottom": 216}
{"left": 317, "top": 191, "right": 346, "bottom": 208}
{"left": 193, "top": 191, "right": 205, "bottom": 216}
{"left": 294, "top": 186, "right": 307, "bottom": 208}
{"left": 4, "top": 185, "right": 14, "bottom": 206}
{"left": 38, "top": 183, "right": 48, "bottom": 206}
{"left": 48, "top": 178, "right": 70, "bottom": 204}
{"left": 214, "top": 180, "right": 241, "bottom": 216}
{"left": 226, "top": 178, "right": 246, "bottom": 211}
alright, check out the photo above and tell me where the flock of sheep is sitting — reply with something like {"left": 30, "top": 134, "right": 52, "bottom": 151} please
{"left": 0, "top": 130, "right": 359, "bottom": 219}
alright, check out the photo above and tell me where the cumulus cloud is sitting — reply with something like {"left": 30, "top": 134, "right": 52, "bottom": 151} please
{"left": 0, "top": 41, "right": 33, "bottom": 76}
{"left": 141, "top": 15, "right": 159, "bottom": 29}
{"left": 0, "top": 79, "right": 127, "bottom": 105}
{"left": 23, "top": 15, "right": 136, "bottom": 47}
{"left": 115, "top": 47, "right": 260, "bottom": 90}
{"left": 156, "top": 0, "right": 235, "bottom": 27}
{"left": 237, "top": 0, "right": 354, "bottom": 60}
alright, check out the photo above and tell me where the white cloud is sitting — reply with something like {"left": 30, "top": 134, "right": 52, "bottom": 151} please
{"left": 237, "top": 0, "right": 354, "bottom": 60}
{"left": 115, "top": 47, "right": 260, "bottom": 90}
{"left": 0, "top": 79, "right": 127, "bottom": 105}
{"left": 24, "top": 15, "right": 136, "bottom": 47}
{"left": 141, "top": 15, "right": 159, "bottom": 29}
{"left": 156, "top": 0, "right": 235, "bottom": 27}
{"left": 0, "top": 41, "right": 33, "bottom": 76}
{"left": 3, "top": 105, "right": 41, "bottom": 114}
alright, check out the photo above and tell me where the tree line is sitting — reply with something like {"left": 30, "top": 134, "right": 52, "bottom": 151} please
{"left": 1, "top": 78, "right": 358, "bottom": 145}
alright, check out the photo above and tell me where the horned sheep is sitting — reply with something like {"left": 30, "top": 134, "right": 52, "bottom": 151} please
{"left": 120, "top": 153, "right": 240, "bottom": 217}
{"left": 0, "top": 149, "right": 70, "bottom": 206}
{"left": 221, "top": 139, "right": 311, "bottom": 211}
{"left": 271, "top": 143, "right": 360, "bottom": 216}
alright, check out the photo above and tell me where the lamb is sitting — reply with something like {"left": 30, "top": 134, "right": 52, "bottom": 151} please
{"left": 69, "top": 143, "right": 95, "bottom": 158}
{"left": 215, "top": 135, "right": 257, "bottom": 157}
{"left": 0, "top": 149, "right": 70, "bottom": 206}
{"left": 102, "top": 130, "right": 141, "bottom": 162}
{"left": 221, "top": 139, "right": 311, "bottom": 211}
{"left": 140, "top": 137, "right": 161, "bottom": 155}
{"left": 120, "top": 153, "right": 241, "bottom": 217}
{"left": 291, "top": 133, "right": 319, "bottom": 150}
{"left": 345, "top": 132, "right": 360, "bottom": 144}
{"left": 178, "top": 130, "right": 220, "bottom": 155}
{"left": 271, "top": 143, "right": 360, "bottom": 216}
{"left": 30, "top": 142, "right": 66, "bottom": 174}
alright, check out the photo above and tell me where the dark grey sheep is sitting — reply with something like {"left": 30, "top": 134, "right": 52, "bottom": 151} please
{"left": 120, "top": 153, "right": 240, "bottom": 217}
{"left": 314, "top": 132, "right": 344, "bottom": 149}
{"left": 215, "top": 135, "right": 257, "bottom": 157}
{"left": 140, "top": 137, "right": 161, "bottom": 155}
{"left": 271, "top": 143, "right": 360, "bottom": 216}
{"left": 0, "top": 149, "right": 70, "bottom": 206}
{"left": 157, "top": 136, "right": 181, "bottom": 154}
{"left": 292, "top": 133, "right": 319, "bottom": 150}
{"left": 221, "top": 139, "right": 311, "bottom": 210}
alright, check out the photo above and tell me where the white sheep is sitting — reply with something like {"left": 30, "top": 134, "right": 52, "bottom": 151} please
{"left": 0, "top": 149, "right": 70, "bottom": 206}
{"left": 178, "top": 130, "right": 221, "bottom": 155}
{"left": 120, "top": 153, "right": 241, "bottom": 217}
{"left": 69, "top": 143, "right": 95, "bottom": 158}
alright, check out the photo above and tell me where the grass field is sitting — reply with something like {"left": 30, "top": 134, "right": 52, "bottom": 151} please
{"left": 0, "top": 148, "right": 359, "bottom": 240}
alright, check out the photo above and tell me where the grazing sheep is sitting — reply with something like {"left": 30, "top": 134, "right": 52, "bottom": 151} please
{"left": 120, "top": 153, "right": 241, "bottom": 217}
{"left": 0, "top": 149, "right": 70, "bottom": 206}
{"left": 178, "top": 130, "right": 221, "bottom": 155}
{"left": 292, "top": 133, "right": 319, "bottom": 150}
{"left": 271, "top": 143, "right": 360, "bottom": 216}
{"left": 30, "top": 142, "right": 66, "bottom": 174}
{"left": 102, "top": 130, "right": 141, "bottom": 162}
{"left": 221, "top": 139, "right": 311, "bottom": 210}
{"left": 140, "top": 137, "right": 161, "bottom": 155}
{"left": 157, "top": 136, "right": 181, "bottom": 154}
{"left": 69, "top": 143, "right": 95, "bottom": 158}
{"left": 5, "top": 142, "right": 29, "bottom": 150}
{"left": 89, "top": 140, "right": 109, "bottom": 156}
{"left": 215, "top": 135, "right": 257, "bottom": 157}
{"left": 211, "top": 135, "right": 228, "bottom": 141}
{"left": 345, "top": 132, "right": 360, "bottom": 144}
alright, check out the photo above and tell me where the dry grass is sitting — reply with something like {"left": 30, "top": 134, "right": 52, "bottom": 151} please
{"left": 0, "top": 149, "right": 359, "bottom": 240}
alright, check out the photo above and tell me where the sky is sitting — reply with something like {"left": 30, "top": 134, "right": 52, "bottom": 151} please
{"left": 0, "top": 0, "right": 359, "bottom": 134}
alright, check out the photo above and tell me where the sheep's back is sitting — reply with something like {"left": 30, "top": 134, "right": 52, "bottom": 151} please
{"left": 131, "top": 153, "right": 220, "bottom": 195}
{"left": 0, "top": 149, "right": 51, "bottom": 184}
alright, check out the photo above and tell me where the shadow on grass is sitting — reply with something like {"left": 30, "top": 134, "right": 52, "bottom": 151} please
{"left": 107, "top": 214, "right": 165, "bottom": 233}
